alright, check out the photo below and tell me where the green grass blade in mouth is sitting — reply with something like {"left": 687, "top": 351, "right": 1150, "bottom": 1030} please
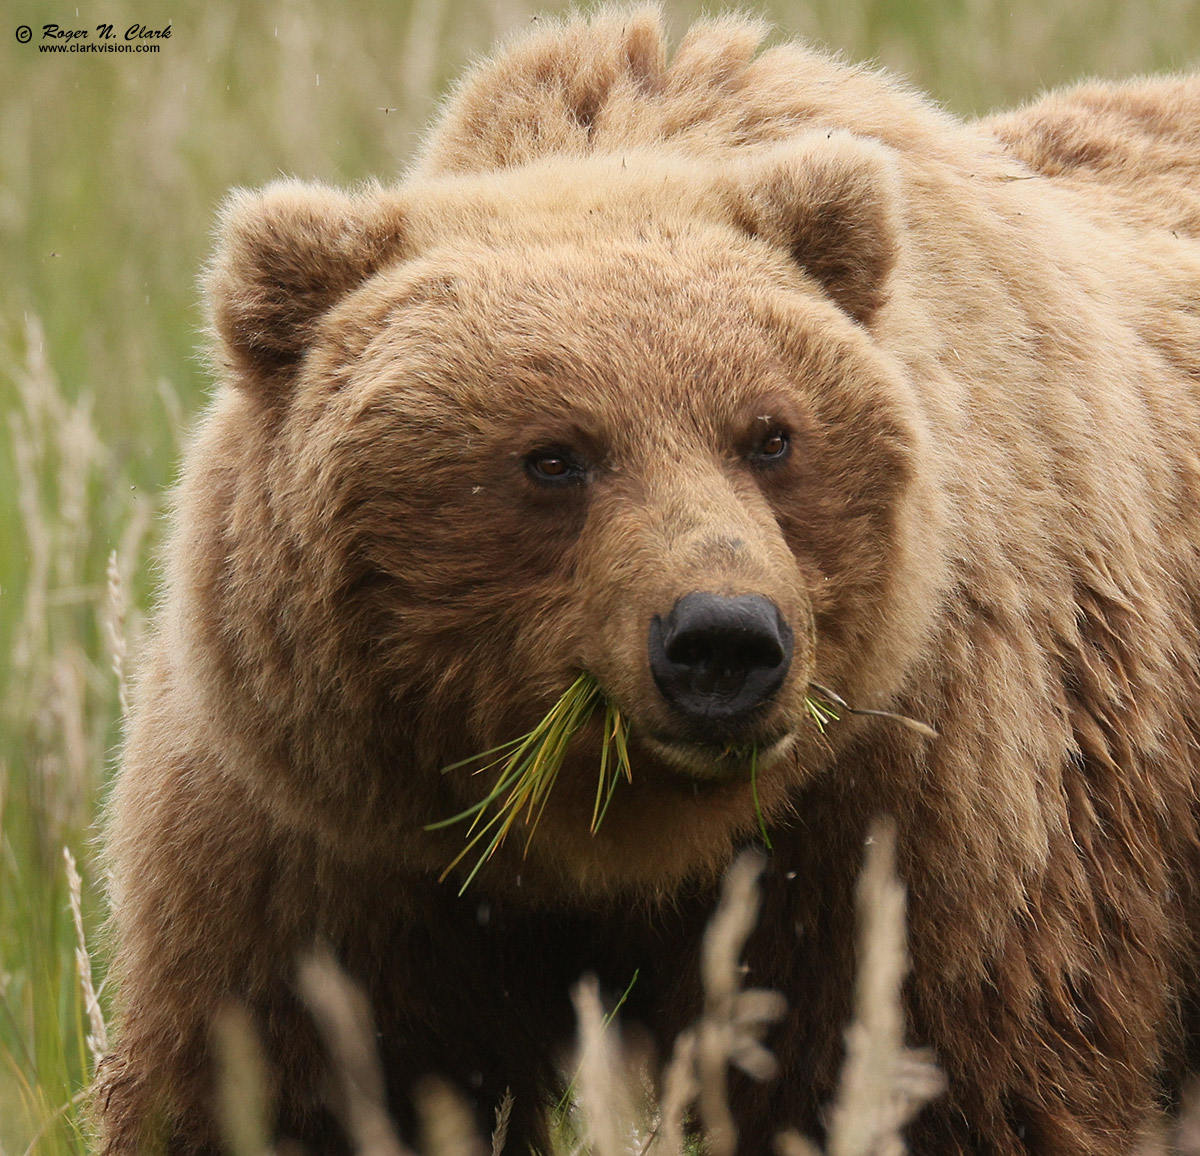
{"left": 590, "top": 696, "right": 631, "bottom": 834}
{"left": 433, "top": 673, "right": 932, "bottom": 889}
{"left": 749, "top": 745, "right": 772, "bottom": 851}
{"left": 429, "top": 672, "right": 633, "bottom": 893}
{"left": 804, "top": 694, "right": 840, "bottom": 732}
{"left": 807, "top": 681, "right": 938, "bottom": 739}
{"left": 423, "top": 733, "right": 540, "bottom": 831}
{"left": 521, "top": 678, "right": 599, "bottom": 849}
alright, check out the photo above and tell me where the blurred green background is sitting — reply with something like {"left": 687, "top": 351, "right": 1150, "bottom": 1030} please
{"left": 2, "top": 0, "right": 1198, "bottom": 1151}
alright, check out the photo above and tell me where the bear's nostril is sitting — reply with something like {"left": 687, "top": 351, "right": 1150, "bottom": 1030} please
{"left": 665, "top": 631, "right": 785, "bottom": 676}
{"left": 649, "top": 592, "right": 793, "bottom": 726}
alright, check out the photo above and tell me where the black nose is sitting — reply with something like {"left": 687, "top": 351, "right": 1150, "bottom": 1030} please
{"left": 648, "top": 593, "right": 793, "bottom": 725}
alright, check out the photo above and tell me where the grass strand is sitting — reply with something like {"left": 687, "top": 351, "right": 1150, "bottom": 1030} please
{"left": 429, "top": 673, "right": 632, "bottom": 893}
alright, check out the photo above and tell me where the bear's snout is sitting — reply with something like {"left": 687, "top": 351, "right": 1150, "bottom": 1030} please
{"left": 648, "top": 592, "right": 794, "bottom": 728}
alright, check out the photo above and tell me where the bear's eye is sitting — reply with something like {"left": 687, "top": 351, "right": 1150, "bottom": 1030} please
{"left": 525, "top": 448, "right": 587, "bottom": 485}
{"left": 750, "top": 428, "right": 791, "bottom": 465}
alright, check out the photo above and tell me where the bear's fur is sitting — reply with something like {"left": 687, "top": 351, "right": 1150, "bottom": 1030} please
{"left": 97, "top": 9, "right": 1200, "bottom": 1155}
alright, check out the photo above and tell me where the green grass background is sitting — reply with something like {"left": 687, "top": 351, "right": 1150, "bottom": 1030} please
{"left": 1, "top": 1, "right": 1197, "bottom": 1152}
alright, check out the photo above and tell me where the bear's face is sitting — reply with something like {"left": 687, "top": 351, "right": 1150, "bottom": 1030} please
{"left": 206, "top": 141, "right": 938, "bottom": 893}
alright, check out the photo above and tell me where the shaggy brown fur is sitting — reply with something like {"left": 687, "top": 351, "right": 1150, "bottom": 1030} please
{"left": 97, "top": 9, "right": 1200, "bottom": 1155}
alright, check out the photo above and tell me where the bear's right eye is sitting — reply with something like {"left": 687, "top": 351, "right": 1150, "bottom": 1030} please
{"left": 525, "top": 449, "right": 587, "bottom": 485}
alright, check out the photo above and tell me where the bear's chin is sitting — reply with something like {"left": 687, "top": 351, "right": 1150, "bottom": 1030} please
{"left": 640, "top": 730, "right": 798, "bottom": 783}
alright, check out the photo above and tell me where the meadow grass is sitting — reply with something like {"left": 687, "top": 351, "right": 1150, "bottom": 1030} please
{"left": 3, "top": 1, "right": 1199, "bottom": 1152}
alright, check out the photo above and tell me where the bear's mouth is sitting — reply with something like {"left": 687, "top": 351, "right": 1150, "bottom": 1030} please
{"left": 428, "top": 674, "right": 930, "bottom": 892}
{"left": 640, "top": 729, "right": 797, "bottom": 784}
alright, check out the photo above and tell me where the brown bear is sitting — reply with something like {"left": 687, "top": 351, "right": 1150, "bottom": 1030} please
{"left": 96, "top": 8, "right": 1200, "bottom": 1156}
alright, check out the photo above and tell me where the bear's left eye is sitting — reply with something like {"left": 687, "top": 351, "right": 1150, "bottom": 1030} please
{"left": 750, "top": 428, "right": 791, "bottom": 465}
{"left": 525, "top": 448, "right": 587, "bottom": 485}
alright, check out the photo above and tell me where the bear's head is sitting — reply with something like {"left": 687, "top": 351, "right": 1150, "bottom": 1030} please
{"left": 198, "top": 131, "right": 943, "bottom": 897}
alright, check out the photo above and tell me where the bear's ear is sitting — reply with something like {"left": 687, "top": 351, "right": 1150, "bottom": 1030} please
{"left": 207, "top": 180, "right": 408, "bottom": 399}
{"left": 725, "top": 132, "right": 901, "bottom": 326}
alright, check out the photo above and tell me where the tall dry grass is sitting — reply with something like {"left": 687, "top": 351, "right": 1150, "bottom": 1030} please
{"left": 3, "top": 1, "right": 1200, "bottom": 1153}
{"left": 0, "top": 315, "right": 152, "bottom": 1156}
{"left": 209, "top": 833, "right": 939, "bottom": 1156}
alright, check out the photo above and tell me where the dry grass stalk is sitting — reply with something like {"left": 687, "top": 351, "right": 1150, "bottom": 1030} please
{"left": 110, "top": 492, "right": 155, "bottom": 678}
{"left": 9, "top": 322, "right": 53, "bottom": 683}
{"left": 50, "top": 393, "right": 95, "bottom": 593}
{"left": 774, "top": 1130, "right": 824, "bottom": 1156}
{"left": 806, "top": 685, "right": 937, "bottom": 741}
{"left": 649, "top": 1029, "right": 698, "bottom": 1156}
{"left": 489, "top": 1088, "right": 513, "bottom": 1156}
{"left": 415, "top": 1078, "right": 487, "bottom": 1156}
{"left": 9, "top": 313, "right": 141, "bottom": 835}
{"left": 695, "top": 850, "right": 787, "bottom": 1156}
{"left": 821, "top": 822, "right": 943, "bottom": 1156}
{"left": 571, "top": 976, "right": 637, "bottom": 1156}
{"left": 213, "top": 1003, "right": 274, "bottom": 1156}
{"left": 777, "top": 1128, "right": 825, "bottom": 1156}
{"left": 104, "top": 549, "right": 131, "bottom": 721}
{"left": 63, "top": 847, "right": 108, "bottom": 1070}
{"left": 41, "top": 650, "right": 91, "bottom": 835}
{"left": 10, "top": 316, "right": 105, "bottom": 647}
{"left": 197, "top": 832, "right": 937, "bottom": 1156}
{"left": 296, "top": 949, "right": 416, "bottom": 1156}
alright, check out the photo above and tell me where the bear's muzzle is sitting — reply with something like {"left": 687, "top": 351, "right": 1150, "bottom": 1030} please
{"left": 648, "top": 592, "right": 794, "bottom": 731}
